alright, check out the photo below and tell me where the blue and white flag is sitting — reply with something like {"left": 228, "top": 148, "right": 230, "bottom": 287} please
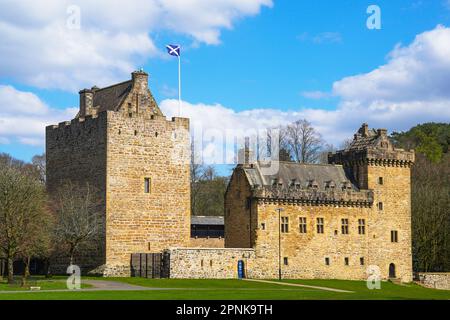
{"left": 166, "top": 44, "right": 180, "bottom": 57}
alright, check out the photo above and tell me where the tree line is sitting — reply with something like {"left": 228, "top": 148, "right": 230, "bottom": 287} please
{"left": 0, "top": 153, "right": 102, "bottom": 286}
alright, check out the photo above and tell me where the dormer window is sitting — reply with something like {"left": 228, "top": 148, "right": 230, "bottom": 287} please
{"left": 308, "top": 180, "right": 318, "bottom": 189}
{"left": 342, "top": 181, "right": 352, "bottom": 190}
{"left": 271, "top": 178, "right": 278, "bottom": 186}
{"left": 325, "top": 180, "right": 336, "bottom": 189}
{"left": 290, "top": 179, "right": 296, "bottom": 187}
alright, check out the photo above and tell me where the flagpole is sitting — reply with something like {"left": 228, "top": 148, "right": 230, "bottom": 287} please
{"left": 178, "top": 54, "right": 181, "bottom": 117}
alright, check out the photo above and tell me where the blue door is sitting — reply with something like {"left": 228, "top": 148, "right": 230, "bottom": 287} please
{"left": 237, "top": 260, "right": 245, "bottom": 279}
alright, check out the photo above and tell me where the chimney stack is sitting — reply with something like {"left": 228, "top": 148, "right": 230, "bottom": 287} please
{"left": 132, "top": 70, "right": 149, "bottom": 92}
{"left": 79, "top": 88, "right": 94, "bottom": 117}
{"left": 377, "top": 128, "right": 387, "bottom": 138}
{"left": 358, "top": 123, "right": 369, "bottom": 137}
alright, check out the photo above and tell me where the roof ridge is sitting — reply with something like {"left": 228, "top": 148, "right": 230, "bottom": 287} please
{"left": 94, "top": 79, "right": 132, "bottom": 92}
{"left": 258, "top": 160, "right": 343, "bottom": 167}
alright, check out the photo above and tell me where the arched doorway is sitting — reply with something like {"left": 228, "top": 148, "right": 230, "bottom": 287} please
{"left": 389, "top": 263, "right": 396, "bottom": 278}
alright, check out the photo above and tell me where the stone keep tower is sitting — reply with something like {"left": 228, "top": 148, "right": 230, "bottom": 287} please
{"left": 46, "top": 71, "right": 191, "bottom": 276}
{"left": 329, "top": 124, "right": 415, "bottom": 281}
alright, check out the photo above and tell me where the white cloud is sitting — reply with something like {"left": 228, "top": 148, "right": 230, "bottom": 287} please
{"left": 0, "top": 0, "right": 272, "bottom": 91}
{"left": 4, "top": 25, "right": 450, "bottom": 162}
{"left": 160, "top": 25, "right": 450, "bottom": 157}
{"left": 0, "top": 85, "right": 76, "bottom": 146}
{"left": 333, "top": 25, "right": 450, "bottom": 103}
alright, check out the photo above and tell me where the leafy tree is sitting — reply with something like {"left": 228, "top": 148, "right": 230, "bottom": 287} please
{"left": 391, "top": 122, "right": 449, "bottom": 162}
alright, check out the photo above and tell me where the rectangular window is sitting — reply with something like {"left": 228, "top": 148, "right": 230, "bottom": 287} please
{"left": 261, "top": 223, "right": 265, "bottom": 230}
{"left": 344, "top": 257, "right": 349, "bottom": 266}
{"left": 144, "top": 178, "right": 151, "bottom": 193}
{"left": 358, "top": 219, "right": 366, "bottom": 235}
{"left": 325, "top": 257, "right": 330, "bottom": 266}
{"left": 299, "top": 217, "right": 307, "bottom": 233}
{"left": 341, "top": 218, "right": 349, "bottom": 234}
{"left": 281, "top": 217, "right": 289, "bottom": 233}
{"left": 378, "top": 177, "right": 384, "bottom": 185}
{"left": 378, "top": 202, "right": 383, "bottom": 211}
{"left": 391, "top": 230, "right": 398, "bottom": 243}
{"left": 317, "top": 218, "right": 324, "bottom": 234}
{"left": 360, "top": 257, "right": 365, "bottom": 266}
{"left": 283, "top": 257, "right": 289, "bottom": 266}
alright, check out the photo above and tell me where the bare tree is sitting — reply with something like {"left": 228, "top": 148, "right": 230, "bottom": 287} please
{"left": 0, "top": 166, "right": 50, "bottom": 284}
{"left": 339, "top": 138, "right": 353, "bottom": 150}
{"left": 52, "top": 182, "right": 103, "bottom": 265}
{"left": 285, "top": 119, "right": 324, "bottom": 163}
{"left": 264, "top": 126, "right": 291, "bottom": 162}
{"left": 31, "top": 153, "right": 46, "bottom": 184}
{"left": 319, "top": 143, "right": 337, "bottom": 164}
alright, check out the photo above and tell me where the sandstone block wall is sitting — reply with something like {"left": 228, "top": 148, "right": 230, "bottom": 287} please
{"left": 105, "top": 111, "right": 190, "bottom": 275}
{"left": 224, "top": 169, "right": 256, "bottom": 248}
{"left": 46, "top": 72, "right": 191, "bottom": 276}
{"left": 366, "top": 164, "right": 413, "bottom": 283}
{"left": 46, "top": 114, "right": 107, "bottom": 272}
{"left": 168, "top": 248, "right": 255, "bottom": 279}
{"left": 417, "top": 273, "right": 450, "bottom": 290}
{"left": 189, "top": 237, "right": 225, "bottom": 248}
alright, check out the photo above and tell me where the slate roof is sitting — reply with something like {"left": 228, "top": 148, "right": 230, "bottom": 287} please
{"left": 242, "top": 161, "right": 356, "bottom": 191}
{"left": 191, "top": 216, "right": 224, "bottom": 226}
{"left": 91, "top": 80, "right": 132, "bottom": 113}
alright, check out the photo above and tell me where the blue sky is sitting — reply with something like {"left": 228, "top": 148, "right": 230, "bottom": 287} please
{"left": 1, "top": 0, "right": 450, "bottom": 168}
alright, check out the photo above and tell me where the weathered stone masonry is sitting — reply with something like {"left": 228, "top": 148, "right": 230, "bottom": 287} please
{"left": 46, "top": 71, "right": 191, "bottom": 276}
{"left": 46, "top": 72, "right": 415, "bottom": 282}
{"left": 223, "top": 124, "right": 415, "bottom": 282}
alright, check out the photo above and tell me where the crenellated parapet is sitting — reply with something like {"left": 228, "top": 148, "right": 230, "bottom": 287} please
{"left": 329, "top": 147, "right": 415, "bottom": 168}
{"left": 252, "top": 185, "right": 373, "bottom": 207}
{"left": 328, "top": 123, "right": 415, "bottom": 168}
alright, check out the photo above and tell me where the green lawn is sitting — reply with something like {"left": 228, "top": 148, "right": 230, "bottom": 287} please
{"left": 0, "top": 278, "right": 448, "bottom": 300}
{"left": 0, "top": 277, "right": 91, "bottom": 292}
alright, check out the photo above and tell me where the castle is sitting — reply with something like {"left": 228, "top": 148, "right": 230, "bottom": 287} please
{"left": 46, "top": 71, "right": 191, "bottom": 276}
{"left": 46, "top": 72, "right": 415, "bottom": 282}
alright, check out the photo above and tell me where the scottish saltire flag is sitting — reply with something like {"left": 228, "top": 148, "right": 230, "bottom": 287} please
{"left": 166, "top": 44, "right": 180, "bottom": 57}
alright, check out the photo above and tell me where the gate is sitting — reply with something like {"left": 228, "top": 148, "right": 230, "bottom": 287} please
{"left": 130, "top": 253, "right": 170, "bottom": 278}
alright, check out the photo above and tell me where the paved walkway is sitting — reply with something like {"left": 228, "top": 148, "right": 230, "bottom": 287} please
{"left": 244, "top": 279, "right": 354, "bottom": 293}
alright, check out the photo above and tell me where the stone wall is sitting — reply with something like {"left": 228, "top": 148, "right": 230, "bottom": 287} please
{"left": 365, "top": 164, "right": 413, "bottom": 283}
{"left": 417, "top": 273, "right": 450, "bottom": 290}
{"left": 46, "top": 114, "right": 107, "bottom": 272}
{"left": 168, "top": 248, "right": 255, "bottom": 279}
{"left": 224, "top": 169, "right": 256, "bottom": 248}
{"left": 105, "top": 111, "right": 191, "bottom": 275}
{"left": 189, "top": 237, "right": 225, "bottom": 248}
{"left": 46, "top": 71, "right": 191, "bottom": 276}
{"left": 252, "top": 201, "right": 371, "bottom": 280}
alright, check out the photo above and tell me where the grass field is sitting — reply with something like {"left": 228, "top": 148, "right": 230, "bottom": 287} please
{"left": 0, "top": 277, "right": 449, "bottom": 300}
{"left": 0, "top": 277, "right": 91, "bottom": 291}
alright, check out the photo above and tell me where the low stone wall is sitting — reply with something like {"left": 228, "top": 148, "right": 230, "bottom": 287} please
{"left": 417, "top": 273, "right": 450, "bottom": 290}
{"left": 167, "top": 248, "right": 255, "bottom": 279}
{"left": 189, "top": 237, "right": 224, "bottom": 248}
